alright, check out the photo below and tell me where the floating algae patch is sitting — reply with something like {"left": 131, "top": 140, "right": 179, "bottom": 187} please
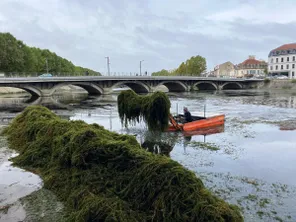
{"left": 189, "top": 141, "right": 220, "bottom": 151}
{"left": 2, "top": 106, "right": 243, "bottom": 221}
{"left": 118, "top": 90, "right": 171, "bottom": 131}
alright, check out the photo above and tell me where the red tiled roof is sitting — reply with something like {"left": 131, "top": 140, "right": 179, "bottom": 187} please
{"left": 271, "top": 43, "right": 296, "bottom": 52}
{"left": 240, "top": 58, "right": 264, "bottom": 65}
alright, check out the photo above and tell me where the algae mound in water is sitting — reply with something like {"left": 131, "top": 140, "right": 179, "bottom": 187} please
{"left": 118, "top": 90, "right": 171, "bottom": 131}
{"left": 3, "top": 106, "right": 243, "bottom": 221}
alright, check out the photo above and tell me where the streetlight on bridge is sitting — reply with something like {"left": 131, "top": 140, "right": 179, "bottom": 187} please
{"left": 140, "top": 60, "right": 144, "bottom": 76}
{"left": 105, "top": 56, "right": 110, "bottom": 76}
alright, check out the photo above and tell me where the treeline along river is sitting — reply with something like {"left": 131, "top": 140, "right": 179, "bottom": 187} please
{"left": 0, "top": 89, "right": 296, "bottom": 221}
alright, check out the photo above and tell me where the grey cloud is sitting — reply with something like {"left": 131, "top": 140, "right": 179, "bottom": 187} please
{"left": 0, "top": 0, "right": 294, "bottom": 73}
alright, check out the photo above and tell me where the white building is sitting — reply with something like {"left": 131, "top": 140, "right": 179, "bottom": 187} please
{"left": 268, "top": 43, "right": 296, "bottom": 79}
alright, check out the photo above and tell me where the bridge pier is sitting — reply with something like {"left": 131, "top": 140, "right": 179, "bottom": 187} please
{"left": 40, "top": 89, "right": 53, "bottom": 97}
{"left": 102, "top": 87, "right": 113, "bottom": 95}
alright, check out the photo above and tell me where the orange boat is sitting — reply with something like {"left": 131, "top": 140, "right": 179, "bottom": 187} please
{"left": 167, "top": 114, "right": 225, "bottom": 132}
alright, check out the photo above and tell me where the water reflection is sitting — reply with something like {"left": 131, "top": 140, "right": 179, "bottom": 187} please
{"left": 141, "top": 125, "right": 225, "bottom": 156}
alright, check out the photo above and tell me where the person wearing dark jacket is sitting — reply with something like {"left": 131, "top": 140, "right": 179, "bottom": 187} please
{"left": 183, "top": 107, "right": 193, "bottom": 122}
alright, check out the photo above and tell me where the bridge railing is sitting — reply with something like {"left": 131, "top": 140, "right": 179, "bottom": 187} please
{"left": 0, "top": 72, "right": 264, "bottom": 79}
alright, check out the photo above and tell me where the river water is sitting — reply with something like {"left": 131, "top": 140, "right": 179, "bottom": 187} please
{"left": 0, "top": 89, "right": 296, "bottom": 222}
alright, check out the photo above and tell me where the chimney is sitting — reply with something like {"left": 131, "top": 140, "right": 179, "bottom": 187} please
{"left": 249, "top": 55, "right": 255, "bottom": 59}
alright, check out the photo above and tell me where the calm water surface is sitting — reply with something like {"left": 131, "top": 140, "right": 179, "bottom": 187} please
{"left": 0, "top": 89, "right": 296, "bottom": 222}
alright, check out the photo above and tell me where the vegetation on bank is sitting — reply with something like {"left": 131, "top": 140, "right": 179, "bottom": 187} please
{"left": 264, "top": 78, "right": 271, "bottom": 84}
{"left": 152, "top": 55, "right": 207, "bottom": 76}
{"left": 3, "top": 106, "right": 243, "bottom": 221}
{"left": 118, "top": 90, "right": 171, "bottom": 131}
{"left": 0, "top": 32, "right": 100, "bottom": 76}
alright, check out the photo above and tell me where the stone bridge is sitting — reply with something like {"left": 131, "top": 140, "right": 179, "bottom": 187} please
{"left": 0, "top": 76, "right": 263, "bottom": 97}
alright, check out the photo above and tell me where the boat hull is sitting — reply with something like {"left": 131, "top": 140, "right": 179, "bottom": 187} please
{"left": 167, "top": 114, "right": 225, "bottom": 132}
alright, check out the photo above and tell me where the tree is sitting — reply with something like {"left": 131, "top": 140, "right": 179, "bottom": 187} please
{"left": 0, "top": 32, "right": 101, "bottom": 76}
{"left": 152, "top": 55, "right": 207, "bottom": 77}
{"left": 175, "top": 62, "right": 186, "bottom": 75}
{"left": 152, "top": 69, "right": 171, "bottom": 76}
{"left": 185, "top": 56, "right": 207, "bottom": 76}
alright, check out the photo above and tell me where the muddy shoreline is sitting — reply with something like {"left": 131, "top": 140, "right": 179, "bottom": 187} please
{"left": 0, "top": 127, "right": 66, "bottom": 221}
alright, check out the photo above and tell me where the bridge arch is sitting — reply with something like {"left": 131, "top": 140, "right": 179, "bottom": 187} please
{"left": 194, "top": 81, "right": 218, "bottom": 90}
{"left": 156, "top": 81, "right": 188, "bottom": 92}
{"left": 221, "top": 82, "right": 243, "bottom": 90}
{"left": 0, "top": 85, "right": 43, "bottom": 97}
{"left": 112, "top": 81, "right": 150, "bottom": 94}
{"left": 49, "top": 82, "right": 104, "bottom": 96}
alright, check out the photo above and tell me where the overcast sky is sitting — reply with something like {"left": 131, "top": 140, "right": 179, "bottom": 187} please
{"left": 0, "top": 0, "right": 295, "bottom": 74}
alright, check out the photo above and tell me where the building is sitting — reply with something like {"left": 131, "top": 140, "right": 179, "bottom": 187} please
{"left": 268, "top": 43, "right": 296, "bottom": 79}
{"left": 213, "top": 61, "right": 236, "bottom": 78}
{"left": 212, "top": 56, "right": 267, "bottom": 78}
{"left": 236, "top": 56, "right": 267, "bottom": 77}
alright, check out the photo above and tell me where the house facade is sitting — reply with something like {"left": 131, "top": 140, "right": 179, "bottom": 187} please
{"left": 213, "top": 56, "right": 267, "bottom": 78}
{"left": 213, "top": 61, "right": 236, "bottom": 78}
{"left": 236, "top": 56, "right": 267, "bottom": 77}
{"left": 268, "top": 43, "right": 296, "bottom": 79}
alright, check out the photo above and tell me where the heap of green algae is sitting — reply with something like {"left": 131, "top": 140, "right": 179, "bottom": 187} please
{"left": 2, "top": 106, "right": 243, "bottom": 221}
{"left": 118, "top": 90, "right": 171, "bottom": 131}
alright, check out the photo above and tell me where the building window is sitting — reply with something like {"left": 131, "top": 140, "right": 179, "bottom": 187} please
{"left": 276, "top": 65, "right": 278, "bottom": 70}
{"left": 287, "top": 57, "right": 290, "bottom": 62}
{"left": 281, "top": 65, "right": 283, "bottom": 70}
{"left": 293, "top": 71, "right": 295, "bottom": 77}
{"left": 271, "top": 58, "right": 274, "bottom": 63}
{"left": 276, "top": 58, "right": 279, "bottom": 63}
{"left": 270, "top": 66, "right": 273, "bottom": 70}
{"left": 287, "top": 64, "right": 289, "bottom": 69}
{"left": 281, "top": 58, "right": 284, "bottom": 62}
{"left": 293, "top": 56, "right": 295, "bottom": 61}
{"left": 293, "top": 64, "right": 295, "bottom": 69}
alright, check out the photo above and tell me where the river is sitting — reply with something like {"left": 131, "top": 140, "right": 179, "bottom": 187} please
{"left": 0, "top": 89, "right": 296, "bottom": 222}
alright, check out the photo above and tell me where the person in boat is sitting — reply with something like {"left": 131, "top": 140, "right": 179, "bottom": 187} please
{"left": 183, "top": 107, "right": 193, "bottom": 123}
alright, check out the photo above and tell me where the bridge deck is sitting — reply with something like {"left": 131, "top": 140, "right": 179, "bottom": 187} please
{"left": 0, "top": 76, "right": 263, "bottom": 83}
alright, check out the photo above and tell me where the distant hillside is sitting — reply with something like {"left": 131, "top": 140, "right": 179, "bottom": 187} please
{"left": 0, "top": 33, "right": 100, "bottom": 76}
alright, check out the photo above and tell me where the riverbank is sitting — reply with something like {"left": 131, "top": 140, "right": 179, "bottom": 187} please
{"left": 259, "top": 79, "right": 296, "bottom": 90}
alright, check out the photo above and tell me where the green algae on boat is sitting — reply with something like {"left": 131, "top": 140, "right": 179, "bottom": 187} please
{"left": 118, "top": 90, "right": 171, "bottom": 131}
{"left": 2, "top": 106, "right": 243, "bottom": 221}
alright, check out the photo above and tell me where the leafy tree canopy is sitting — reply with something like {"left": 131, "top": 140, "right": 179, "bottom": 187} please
{"left": 0, "top": 32, "right": 101, "bottom": 76}
{"left": 152, "top": 55, "right": 207, "bottom": 77}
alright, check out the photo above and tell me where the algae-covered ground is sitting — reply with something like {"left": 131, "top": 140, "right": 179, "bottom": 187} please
{"left": 1, "top": 89, "right": 296, "bottom": 221}
{"left": 1, "top": 106, "right": 243, "bottom": 221}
